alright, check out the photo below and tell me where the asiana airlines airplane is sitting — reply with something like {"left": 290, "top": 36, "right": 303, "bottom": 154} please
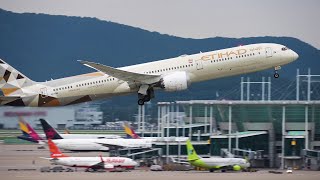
{"left": 0, "top": 43, "right": 298, "bottom": 106}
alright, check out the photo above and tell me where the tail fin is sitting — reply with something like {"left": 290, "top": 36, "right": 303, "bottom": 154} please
{"left": 186, "top": 139, "right": 200, "bottom": 161}
{"left": 17, "top": 117, "right": 42, "bottom": 142}
{"left": 40, "top": 119, "right": 63, "bottom": 139}
{"left": 26, "top": 122, "right": 42, "bottom": 141}
{"left": 47, "top": 139, "right": 68, "bottom": 158}
{"left": 18, "top": 117, "right": 30, "bottom": 136}
{"left": 123, "top": 122, "right": 140, "bottom": 139}
{"left": 17, "top": 119, "right": 38, "bottom": 143}
{"left": 0, "top": 59, "right": 35, "bottom": 96}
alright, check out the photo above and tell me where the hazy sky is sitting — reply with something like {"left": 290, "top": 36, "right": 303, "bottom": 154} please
{"left": 1, "top": 0, "right": 319, "bottom": 49}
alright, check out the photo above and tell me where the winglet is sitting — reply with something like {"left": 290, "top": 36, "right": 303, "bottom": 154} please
{"left": 99, "top": 155, "right": 104, "bottom": 163}
{"left": 186, "top": 139, "right": 200, "bottom": 161}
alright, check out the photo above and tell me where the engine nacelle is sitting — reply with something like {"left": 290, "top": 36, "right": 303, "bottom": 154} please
{"left": 161, "top": 71, "right": 190, "bottom": 92}
{"left": 104, "top": 164, "right": 114, "bottom": 169}
{"left": 232, "top": 165, "right": 241, "bottom": 171}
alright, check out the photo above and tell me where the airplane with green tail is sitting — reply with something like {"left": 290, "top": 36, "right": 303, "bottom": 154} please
{"left": 186, "top": 139, "right": 250, "bottom": 172}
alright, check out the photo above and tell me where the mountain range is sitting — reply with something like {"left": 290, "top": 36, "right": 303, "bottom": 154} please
{"left": 0, "top": 9, "right": 319, "bottom": 121}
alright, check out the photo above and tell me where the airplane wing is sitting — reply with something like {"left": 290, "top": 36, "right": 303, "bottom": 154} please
{"left": 88, "top": 161, "right": 105, "bottom": 169}
{"left": 78, "top": 60, "right": 161, "bottom": 84}
{"left": 95, "top": 142, "right": 123, "bottom": 150}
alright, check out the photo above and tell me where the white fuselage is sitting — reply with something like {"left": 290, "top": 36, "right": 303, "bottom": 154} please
{"left": 13, "top": 43, "right": 298, "bottom": 106}
{"left": 38, "top": 133, "right": 122, "bottom": 140}
{"left": 53, "top": 138, "right": 153, "bottom": 151}
{"left": 199, "top": 157, "right": 250, "bottom": 169}
{"left": 53, "top": 156, "right": 137, "bottom": 169}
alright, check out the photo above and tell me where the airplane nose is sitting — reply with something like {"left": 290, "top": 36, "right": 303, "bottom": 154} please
{"left": 132, "top": 160, "right": 138, "bottom": 166}
{"left": 292, "top": 50, "right": 299, "bottom": 61}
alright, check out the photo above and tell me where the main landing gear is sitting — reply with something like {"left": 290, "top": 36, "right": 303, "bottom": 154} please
{"left": 137, "top": 85, "right": 154, "bottom": 106}
{"left": 274, "top": 66, "right": 281, "bottom": 78}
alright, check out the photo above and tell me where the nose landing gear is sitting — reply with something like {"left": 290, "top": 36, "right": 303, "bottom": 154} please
{"left": 274, "top": 66, "right": 281, "bottom": 78}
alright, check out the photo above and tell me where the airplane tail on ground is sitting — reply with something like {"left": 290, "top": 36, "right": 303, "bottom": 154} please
{"left": 0, "top": 59, "right": 35, "bottom": 96}
{"left": 123, "top": 122, "right": 140, "bottom": 139}
{"left": 17, "top": 117, "right": 42, "bottom": 143}
{"left": 40, "top": 119, "right": 63, "bottom": 139}
{"left": 186, "top": 139, "right": 200, "bottom": 161}
{"left": 18, "top": 118, "right": 30, "bottom": 136}
{"left": 47, "top": 139, "right": 68, "bottom": 158}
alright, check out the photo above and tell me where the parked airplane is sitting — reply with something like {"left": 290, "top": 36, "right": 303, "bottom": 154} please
{"left": 39, "top": 120, "right": 152, "bottom": 151}
{"left": 51, "top": 138, "right": 153, "bottom": 151}
{"left": 186, "top": 140, "right": 250, "bottom": 172}
{"left": 40, "top": 119, "right": 122, "bottom": 139}
{"left": 0, "top": 43, "right": 298, "bottom": 106}
{"left": 46, "top": 139, "right": 137, "bottom": 171}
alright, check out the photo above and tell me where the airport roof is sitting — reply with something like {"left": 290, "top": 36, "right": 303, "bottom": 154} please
{"left": 285, "top": 131, "right": 306, "bottom": 138}
{"left": 164, "top": 123, "right": 210, "bottom": 128}
{"left": 172, "top": 100, "right": 320, "bottom": 105}
{"left": 210, "top": 131, "right": 267, "bottom": 138}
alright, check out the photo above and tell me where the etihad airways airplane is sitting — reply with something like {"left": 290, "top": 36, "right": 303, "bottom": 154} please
{"left": 0, "top": 43, "right": 298, "bottom": 106}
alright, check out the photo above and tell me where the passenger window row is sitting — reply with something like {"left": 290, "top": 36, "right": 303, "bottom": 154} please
{"left": 209, "top": 53, "right": 258, "bottom": 63}
{"left": 144, "top": 64, "right": 193, "bottom": 74}
{"left": 53, "top": 78, "right": 116, "bottom": 92}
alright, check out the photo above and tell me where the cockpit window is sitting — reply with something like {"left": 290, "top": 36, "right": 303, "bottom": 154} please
{"left": 281, "top": 47, "right": 288, "bottom": 51}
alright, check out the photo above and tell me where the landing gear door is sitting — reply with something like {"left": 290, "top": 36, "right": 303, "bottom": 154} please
{"left": 195, "top": 60, "right": 203, "bottom": 70}
{"left": 265, "top": 47, "right": 273, "bottom": 58}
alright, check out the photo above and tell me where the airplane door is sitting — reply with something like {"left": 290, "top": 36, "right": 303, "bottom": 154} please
{"left": 265, "top": 47, "right": 273, "bottom": 58}
{"left": 40, "top": 87, "right": 48, "bottom": 98}
{"left": 195, "top": 60, "right": 203, "bottom": 70}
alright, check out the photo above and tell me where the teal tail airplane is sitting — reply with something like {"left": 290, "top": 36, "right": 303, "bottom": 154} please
{"left": 186, "top": 140, "right": 250, "bottom": 172}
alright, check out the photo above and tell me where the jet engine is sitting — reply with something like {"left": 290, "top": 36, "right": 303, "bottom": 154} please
{"left": 104, "top": 164, "right": 114, "bottom": 169}
{"left": 232, "top": 165, "right": 241, "bottom": 171}
{"left": 161, "top": 71, "right": 190, "bottom": 92}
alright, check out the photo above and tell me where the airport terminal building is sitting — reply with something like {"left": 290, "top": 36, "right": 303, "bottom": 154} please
{"left": 133, "top": 100, "right": 320, "bottom": 170}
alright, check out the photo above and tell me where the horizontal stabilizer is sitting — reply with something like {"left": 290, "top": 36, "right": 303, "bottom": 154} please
{"left": 78, "top": 60, "right": 161, "bottom": 84}
{"left": 0, "top": 96, "right": 20, "bottom": 102}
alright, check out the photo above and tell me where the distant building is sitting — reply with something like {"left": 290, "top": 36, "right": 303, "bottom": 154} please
{"left": 0, "top": 106, "right": 104, "bottom": 129}
{"left": 0, "top": 107, "right": 74, "bottom": 129}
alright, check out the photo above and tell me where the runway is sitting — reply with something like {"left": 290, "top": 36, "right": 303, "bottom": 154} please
{"left": 0, "top": 144, "right": 319, "bottom": 180}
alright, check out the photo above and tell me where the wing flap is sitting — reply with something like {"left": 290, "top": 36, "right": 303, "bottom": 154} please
{"left": 78, "top": 60, "right": 161, "bottom": 84}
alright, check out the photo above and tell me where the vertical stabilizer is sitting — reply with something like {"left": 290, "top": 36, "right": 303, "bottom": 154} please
{"left": 17, "top": 117, "right": 40, "bottom": 143}
{"left": 40, "top": 119, "right": 63, "bottom": 139}
{"left": 123, "top": 122, "right": 140, "bottom": 139}
{"left": 186, "top": 139, "right": 200, "bottom": 161}
{"left": 48, "top": 139, "right": 68, "bottom": 158}
{"left": 0, "top": 59, "right": 35, "bottom": 96}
